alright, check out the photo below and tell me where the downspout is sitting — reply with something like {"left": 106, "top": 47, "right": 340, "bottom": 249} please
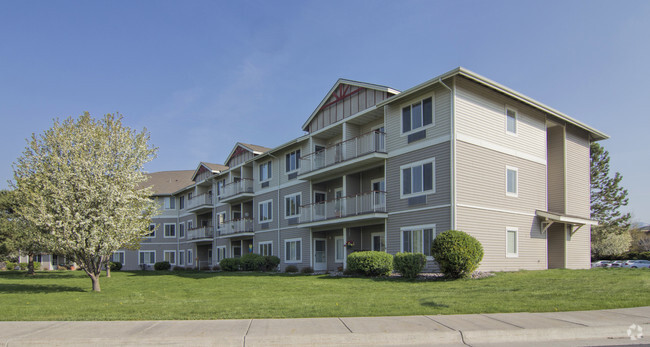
{"left": 437, "top": 78, "right": 455, "bottom": 230}
{"left": 268, "top": 153, "right": 281, "bottom": 261}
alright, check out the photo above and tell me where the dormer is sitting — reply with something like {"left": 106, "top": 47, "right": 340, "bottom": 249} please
{"left": 191, "top": 162, "right": 227, "bottom": 184}
{"left": 224, "top": 142, "right": 271, "bottom": 168}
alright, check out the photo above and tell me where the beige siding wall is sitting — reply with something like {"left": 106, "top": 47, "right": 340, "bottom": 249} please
{"left": 456, "top": 206, "right": 546, "bottom": 271}
{"left": 565, "top": 225, "right": 591, "bottom": 269}
{"left": 565, "top": 126, "right": 591, "bottom": 218}
{"left": 455, "top": 77, "right": 547, "bottom": 161}
{"left": 547, "top": 224, "right": 566, "bottom": 269}
{"left": 309, "top": 87, "right": 389, "bottom": 133}
{"left": 547, "top": 126, "right": 566, "bottom": 213}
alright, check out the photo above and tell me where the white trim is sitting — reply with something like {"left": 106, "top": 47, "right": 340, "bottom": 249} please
{"left": 187, "top": 249, "right": 193, "bottom": 265}
{"left": 178, "top": 222, "right": 185, "bottom": 239}
{"left": 258, "top": 199, "right": 274, "bottom": 223}
{"left": 164, "top": 250, "right": 177, "bottom": 265}
{"left": 399, "top": 224, "right": 436, "bottom": 259}
{"left": 399, "top": 92, "right": 435, "bottom": 136}
{"left": 138, "top": 250, "right": 155, "bottom": 265}
{"left": 254, "top": 176, "right": 305, "bottom": 196}
{"left": 457, "top": 133, "right": 546, "bottom": 165}
{"left": 258, "top": 241, "right": 273, "bottom": 256}
{"left": 111, "top": 251, "right": 125, "bottom": 265}
{"left": 370, "top": 232, "right": 384, "bottom": 252}
{"left": 400, "top": 157, "right": 436, "bottom": 199}
{"left": 334, "top": 236, "right": 344, "bottom": 263}
{"left": 285, "top": 149, "right": 301, "bottom": 174}
{"left": 506, "top": 166, "right": 519, "bottom": 197}
{"left": 178, "top": 250, "right": 185, "bottom": 266}
{"left": 284, "top": 238, "right": 302, "bottom": 263}
{"left": 146, "top": 224, "right": 156, "bottom": 238}
{"left": 216, "top": 246, "right": 227, "bottom": 262}
{"left": 313, "top": 238, "right": 327, "bottom": 271}
{"left": 387, "top": 134, "right": 450, "bottom": 158}
{"left": 388, "top": 204, "right": 451, "bottom": 215}
{"left": 505, "top": 105, "right": 518, "bottom": 136}
{"left": 284, "top": 192, "right": 302, "bottom": 219}
{"left": 259, "top": 160, "right": 272, "bottom": 183}
{"left": 163, "top": 223, "right": 176, "bottom": 238}
{"left": 457, "top": 203, "right": 536, "bottom": 217}
{"left": 506, "top": 227, "right": 519, "bottom": 258}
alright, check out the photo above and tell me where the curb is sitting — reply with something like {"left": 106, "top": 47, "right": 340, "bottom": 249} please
{"left": 462, "top": 324, "right": 650, "bottom": 344}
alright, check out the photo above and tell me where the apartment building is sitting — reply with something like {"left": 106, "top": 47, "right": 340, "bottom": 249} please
{"left": 113, "top": 67, "right": 605, "bottom": 272}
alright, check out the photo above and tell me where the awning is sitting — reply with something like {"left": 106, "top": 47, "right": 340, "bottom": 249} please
{"left": 536, "top": 210, "right": 598, "bottom": 235}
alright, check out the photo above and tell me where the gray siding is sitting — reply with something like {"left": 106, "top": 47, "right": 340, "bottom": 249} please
{"left": 279, "top": 181, "right": 310, "bottom": 228}
{"left": 386, "top": 207, "right": 451, "bottom": 254}
{"left": 547, "top": 126, "right": 566, "bottom": 213}
{"left": 279, "top": 228, "right": 311, "bottom": 271}
{"left": 253, "top": 191, "right": 278, "bottom": 229}
{"left": 547, "top": 224, "right": 566, "bottom": 269}
{"left": 565, "top": 225, "right": 591, "bottom": 269}
{"left": 565, "top": 126, "right": 591, "bottom": 218}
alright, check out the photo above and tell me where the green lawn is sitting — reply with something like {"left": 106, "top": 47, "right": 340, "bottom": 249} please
{"left": 0, "top": 269, "right": 649, "bottom": 321}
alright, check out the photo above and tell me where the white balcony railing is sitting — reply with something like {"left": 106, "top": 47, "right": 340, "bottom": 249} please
{"left": 218, "top": 219, "right": 254, "bottom": 236}
{"left": 186, "top": 193, "right": 212, "bottom": 210}
{"left": 187, "top": 226, "right": 214, "bottom": 240}
{"left": 300, "top": 130, "right": 386, "bottom": 174}
{"left": 299, "top": 191, "right": 386, "bottom": 223}
{"left": 221, "top": 179, "right": 254, "bottom": 199}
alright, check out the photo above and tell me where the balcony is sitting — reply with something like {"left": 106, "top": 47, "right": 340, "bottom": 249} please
{"left": 219, "top": 179, "right": 255, "bottom": 204}
{"left": 187, "top": 226, "right": 214, "bottom": 241}
{"left": 299, "top": 130, "right": 387, "bottom": 181}
{"left": 186, "top": 193, "right": 213, "bottom": 213}
{"left": 299, "top": 191, "right": 387, "bottom": 228}
{"left": 218, "top": 219, "right": 254, "bottom": 238}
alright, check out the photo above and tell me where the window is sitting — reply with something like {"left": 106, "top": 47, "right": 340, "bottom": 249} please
{"left": 285, "top": 150, "right": 301, "bottom": 173}
{"left": 285, "top": 238, "right": 301, "bottom": 263}
{"left": 402, "top": 96, "right": 433, "bottom": 134}
{"left": 34, "top": 254, "right": 43, "bottom": 262}
{"left": 164, "top": 251, "right": 176, "bottom": 265}
{"left": 506, "top": 107, "right": 517, "bottom": 134}
{"left": 164, "top": 197, "right": 175, "bottom": 209}
{"left": 284, "top": 193, "right": 301, "bottom": 218}
{"left": 259, "top": 200, "right": 273, "bottom": 223}
{"left": 216, "top": 246, "right": 226, "bottom": 262}
{"left": 164, "top": 224, "right": 176, "bottom": 238}
{"left": 188, "top": 192, "right": 193, "bottom": 200}
{"left": 178, "top": 250, "right": 185, "bottom": 266}
{"left": 111, "top": 251, "right": 125, "bottom": 264}
{"left": 216, "top": 212, "right": 226, "bottom": 230}
{"left": 216, "top": 180, "right": 225, "bottom": 196}
{"left": 187, "top": 249, "right": 193, "bottom": 265}
{"left": 146, "top": 224, "right": 155, "bottom": 238}
{"left": 335, "top": 236, "right": 344, "bottom": 263}
{"left": 179, "top": 223, "right": 185, "bottom": 238}
{"left": 401, "top": 225, "right": 436, "bottom": 257}
{"left": 259, "top": 242, "right": 273, "bottom": 256}
{"left": 187, "top": 220, "right": 193, "bottom": 230}
{"left": 139, "top": 251, "right": 155, "bottom": 265}
{"left": 179, "top": 196, "right": 185, "bottom": 209}
{"left": 259, "top": 161, "right": 272, "bottom": 182}
{"left": 506, "top": 166, "right": 518, "bottom": 197}
{"left": 506, "top": 227, "right": 518, "bottom": 257}
{"left": 401, "top": 158, "right": 435, "bottom": 198}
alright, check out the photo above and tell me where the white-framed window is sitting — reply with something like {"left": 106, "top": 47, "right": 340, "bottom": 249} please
{"left": 139, "top": 250, "right": 155, "bottom": 265}
{"left": 164, "top": 250, "right": 176, "bottom": 265}
{"left": 179, "top": 222, "right": 185, "bottom": 238}
{"left": 400, "top": 158, "right": 435, "bottom": 198}
{"left": 111, "top": 251, "right": 125, "bottom": 265}
{"left": 187, "top": 249, "right": 193, "bottom": 265}
{"left": 164, "top": 196, "right": 175, "bottom": 209}
{"left": 179, "top": 196, "right": 185, "bottom": 210}
{"left": 506, "top": 166, "right": 518, "bottom": 197}
{"left": 164, "top": 223, "right": 176, "bottom": 238}
{"left": 216, "top": 246, "right": 226, "bottom": 262}
{"left": 506, "top": 106, "right": 517, "bottom": 135}
{"left": 216, "top": 212, "right": 226, "bottom": 230}
{"left": 284, "top": 238, "right": 301, "bottom": 263}
{"left": 259, "top": 161, "right": 272, "bottom": 182}
{"left": 284, "top": 193, "right": 301, "bottom": 218}
{"left": 259, "top": 241, "right": 273, "bottom": 256}
{"left": 146, "top": 224, "right": 156, "bottom": 238}
{"left": 401, "top": 224, "right": 436, "bottom": 257}
{"left": 335, "top": 236, "right": 344, "bottom": 263}
{"left": 216, "top": 180, "right": 225, "bottom": 196}
{"left": 506, "top": 227, "right": 518, "bottom": 257}
{"left": 259, "top": 199, "right": 273, "bottom": 223}
{"left": 178, "top": 250, "right": 185, "bottom": 266}
{"left": 285, "top": 150, "right": 301, "bottom": 173}
{"left": 402, "top": 96, "right": 434, "bottom": 134}
{"left": 187, "top": 220, "right": 193, "bottom": 230}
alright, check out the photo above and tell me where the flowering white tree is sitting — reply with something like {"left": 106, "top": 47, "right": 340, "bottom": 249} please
{"left": 13, "top": 113, "right": 158, "bottom": 291}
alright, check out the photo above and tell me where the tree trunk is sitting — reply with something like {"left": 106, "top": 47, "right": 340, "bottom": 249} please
{"left": 106, "top": 264, "right": 111, "bottom": 278}
{"left": 27, "top": 254, "right": 35, "bottom": 276}
{"left": 89, "top": 273, "right": 101, "bottom": 292}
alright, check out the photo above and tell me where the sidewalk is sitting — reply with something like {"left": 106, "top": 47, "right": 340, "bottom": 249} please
{"left": 0, "top": 306, "right": 648, "bottom": 346}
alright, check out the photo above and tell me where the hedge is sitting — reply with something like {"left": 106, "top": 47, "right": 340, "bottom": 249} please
{"left": 220, "top": 258, "right": 241, "bottom": 271}
{"left": 154, "top": 261, "right": 171, "bottom": 271}
{"left": 431, "top": 230, "right": 484, "bottom": 279}
{"left": 346, "top": 251, "right": 393, "bottom": 276}
{"left": 393, "top": 252, "right": 426, "bottom": 279}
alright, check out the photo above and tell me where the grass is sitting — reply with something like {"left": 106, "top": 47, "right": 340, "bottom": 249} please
{"left": 0, "top": 268, "right": 649, "bottom": 321}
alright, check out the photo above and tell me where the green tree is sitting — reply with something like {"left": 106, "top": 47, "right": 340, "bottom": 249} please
{"left": 590, "top": 142, "right": 631, "bottom": 258}
{"left": 12, "top": 113, "right": 158, "bottom": 291}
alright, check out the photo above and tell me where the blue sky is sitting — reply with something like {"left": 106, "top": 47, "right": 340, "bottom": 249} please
{"left": 1, "top": 1, "right": 648, "bottom": 223}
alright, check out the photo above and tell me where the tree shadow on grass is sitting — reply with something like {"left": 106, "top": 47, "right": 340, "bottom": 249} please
{"left": 0, "top": 272, "right": 81, "bottom": 280}
{"left": 0, "top": 283, "right": 86, "bottom": 293}
{"left": 121, "top": 270, "right": 305, "bottom": 280}
{"left": 419, "top": 299, "right": 449, "bottom": 308}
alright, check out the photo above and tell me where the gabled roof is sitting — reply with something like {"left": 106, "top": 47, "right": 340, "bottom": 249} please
{"left": 141, "top": 170, "right": 195, "bottom": 195}
{"left": 224, "top": 142, "right": 270, "bottom": 166}
{"left": 190, "top": 162, "right": 227, "bottom": 181}
{"left": 377, "top": 67, "right": 609, "bottom": 141}
{"left": 302, "top": 78, "right": 400, "bottom": 131}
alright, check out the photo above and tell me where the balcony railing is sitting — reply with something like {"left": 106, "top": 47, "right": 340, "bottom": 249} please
{"left": 220, "top": 179, "right": 254, "bottom": 199}
{"left": 186, "top": 193, "right": 212, "bottom": 210}
{"left": 218, "top": 219, "right": 254, "bottom": 236}
{"left": 299, "top": 191, "right": 387, "bottom": 223}
{"left": 187, "top": 226, "right": 214, "bottom": 240}
{"left": 300, "top": 130, "right": 386, "bottom": 174}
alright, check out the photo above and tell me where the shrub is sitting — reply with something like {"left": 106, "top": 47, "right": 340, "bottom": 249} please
{"left": 431, "top": 230, "right": 484, "bottom": 279}
{"left": 240, "top": 253, "right": 265, "bottom": 271}
{"left": 172, "top": 266, "right": 185, "bottom": 271}
{"left": 19, "top": 263, "right": 27, "bottom": 270}
{"left": 6, "top": 262, "right": 17, "bottom": 270}
{"left": 212, "top": 264, "right": 221, "bottom": 271}
{"left": 285, "top": 265, "right": 299, "bottom": 273}
{"left": 346, "top": 251, "right": 393, "bottom": 276}
{"left": 200, "top": 264, "right": 211, "bottom": 271}
{"left": 154, "top": 261, "right": 171, "bottom": 271}
{"left": 109, "top": 262, "right": 122, "bottom": 271}
{"left": 301, "top": 266, "right": 314, "bottom": 274}
{"left": 394, "top": 252, "right": 427, "bottom": 279}
{"left": 33, "top": 262, "right": 41, "bottom": 271}
{"left": 219, "top": 258, "right": 241, "bottom": 272}
{"left": 0, "top": 262, "right": 5, "bottom": 270}
{"left": 263, "top": 256, "right": 280, "bottom": 272}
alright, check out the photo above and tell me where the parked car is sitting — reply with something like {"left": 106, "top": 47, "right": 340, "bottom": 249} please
{"left": 622, "top": 260, "right": 650, "bottom": 268}
{"left": 608, "top": 260, "right": 627, "bottom": 268}
{"left": 591, "top": 260, "right": 612, "bottom": 268}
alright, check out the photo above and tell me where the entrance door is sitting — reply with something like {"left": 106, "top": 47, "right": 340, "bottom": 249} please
{"left": 232, "top": 245, "right": 242, "bottom": 258}
{"left": 314, "top": 239, "right": 327, "bottom": 271}
{"left": 371, "top": 232, "right": 385, "bottom": 252}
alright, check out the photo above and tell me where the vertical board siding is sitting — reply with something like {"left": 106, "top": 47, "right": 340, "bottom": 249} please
{"left": 308, "top": 86, "right": 388, "bottom": 132}
{"left": 547, "top": 126, "right": 566, "bottom": 213}
{"left": 547, "top": 224, "right": 566, "bottom": 269}
{"left": 455, "top": 77, "right": 547, "bottom": 161}
{"left": 565, "top": 126, "right": 591, "bottom": 218}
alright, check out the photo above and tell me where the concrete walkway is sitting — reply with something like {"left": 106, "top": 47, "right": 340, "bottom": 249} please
{"left": 0, "top": 306, "right": 648, "bottom": 346}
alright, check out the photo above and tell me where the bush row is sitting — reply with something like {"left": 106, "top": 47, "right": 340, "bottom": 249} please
{"left": 220, "top": 254, "right": 281, "bottom": 272}
{"left": 1, "top": 262, "right": 42, "bottom": 271}
{"left": 594, "top": 251, "right": 650, "bottom": 261}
